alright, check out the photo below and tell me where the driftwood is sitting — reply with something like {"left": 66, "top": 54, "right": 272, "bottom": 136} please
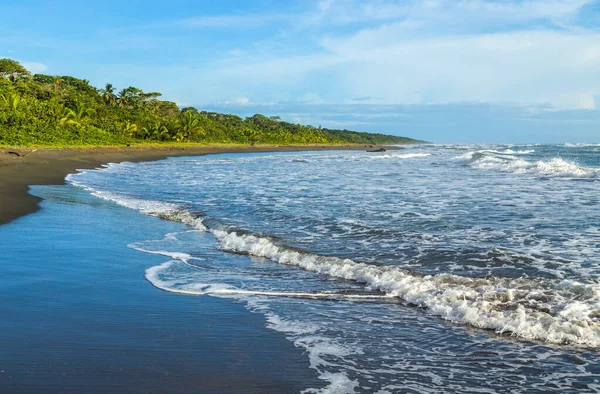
{"left": 6, "top": 149, "right": 37, "bottom": 158}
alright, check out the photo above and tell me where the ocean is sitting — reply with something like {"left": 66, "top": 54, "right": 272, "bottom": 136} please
{"left": 2, "top": 144, "right": 599, "bottom": 393}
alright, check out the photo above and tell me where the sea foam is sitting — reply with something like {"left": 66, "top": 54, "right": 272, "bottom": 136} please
{"left": 209, "top": 228, "right": 600, "bottom": 347}
{"left": 66, "top": 178, "right": 600, "bottom": 347}
{"left": 67, "top": 155, "right": 600, "bottom": 348}
{"left": 455, "top": 150, "right": 598, "bottom": 178}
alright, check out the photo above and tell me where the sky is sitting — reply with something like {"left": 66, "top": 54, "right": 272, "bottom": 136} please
{"left": 1, "top": 0, "right": 600, "bottom": 143}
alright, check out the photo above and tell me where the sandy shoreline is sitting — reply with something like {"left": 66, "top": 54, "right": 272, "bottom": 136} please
{"left": 0, "top": 144, "right": 393, "bottom": 225}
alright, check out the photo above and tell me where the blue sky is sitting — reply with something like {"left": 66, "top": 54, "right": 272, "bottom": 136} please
{"left": 2, "top": 0, "right": 600, "bottom": 143}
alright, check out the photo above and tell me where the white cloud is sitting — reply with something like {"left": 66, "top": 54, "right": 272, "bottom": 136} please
{"left": 298, "top": 0, "right": 593, "bottom": 27}
{"left": 573, "top": 93, "right": 597, "bottom": 109}
{"left": 319, "top": 27, "right": 600, "bottom": 109}
{"left": 21, "top": 61, "right": 48, "bottom": 74}
{"left": 177, "top": 13, "right": 290, "bottom": 29}
{"left": 297, "top": 93, "right": 324, "bottom": 103}
{"left": 109, "top": 0, "right": 598, "bottom": 111}
{"left": 172, "top": 0, "right": 592, "bottom": 32}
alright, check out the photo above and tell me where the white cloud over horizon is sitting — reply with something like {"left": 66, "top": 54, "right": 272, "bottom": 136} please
{"left": 145, "top": 0, "right": 600, "bottom": 111}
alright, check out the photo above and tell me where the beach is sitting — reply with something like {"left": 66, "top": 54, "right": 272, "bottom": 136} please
{"left": 2, "top": 144, "right": 599, "bottom": 393}
{"left": 0, "top": 144, "right": 387, "bottom": 225}
{"left": 0, "top": 144, "right": 390, "bottom": 393}
{"left": 0, "top": 144, "right": 385, "bottom": 393}
{"left": 0, "top": 183, "right": 326, "bottom": 393}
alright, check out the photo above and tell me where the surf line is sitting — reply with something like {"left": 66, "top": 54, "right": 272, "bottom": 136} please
{"left": 154, "top": 286, "right": 397, "bottom": 300}
{"left": 145, "top": 267, "right": 396, "bottom": 300}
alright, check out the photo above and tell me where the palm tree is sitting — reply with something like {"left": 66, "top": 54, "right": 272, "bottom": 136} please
{"left": 1, "top": 93, "right": 23, "bottom": 111}
{"left": 100, "top": 83, "right": 116, "bottom": 106}
{"left": 123, "top": 120, "right": 138, "bottom": 136}
{"left": 112, "top": 120, "right": 138, "bottom": 137}
{"left": 245, "top": 128, "right": 261, "bottom": 145}
{"left": 172, "top": 130, "right": 186, "bottom": 142}
{"left": 1, "top": 93, "right": 24, "bottom": 126}
{"left": 53, "top": 76, "right": 64, "bottom": 89}
{"left": 139, "top": 126, "right": 150, "bottom": 139}
{"left": 57, "top": 101, "right": 95, "bottom": 128}
{"left": 117, "top": 88, "right": 129, "bottom": 108}
{"left": 179, "top": 112, "right": 204, "bottom": 139}
{"left": 144, "top": 122, "right": 169, "bottom": 141}
{"left": 116, "top": 86, "right": 144, "bottom": 109}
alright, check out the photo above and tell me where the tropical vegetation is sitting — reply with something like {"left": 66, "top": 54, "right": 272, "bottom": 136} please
{"left": 0, "top": 59, "right": 421, "bottom": 146}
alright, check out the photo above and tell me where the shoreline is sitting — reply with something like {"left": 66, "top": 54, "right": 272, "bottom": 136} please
{"left": 0, "top": 184, "right": 327, "bottom": 393}
{"left": 0, "top": 144, "right": 396, "bottom": 225}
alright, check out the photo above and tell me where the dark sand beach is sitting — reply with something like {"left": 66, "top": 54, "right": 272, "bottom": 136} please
{"left": 0, "top": 144, "right": 390, "bottom": 225}
{"left": 0, "top": 144, "right": 392, "bottom": 393}
{"left": 0, "top": 184, "right": 324, "bottom": 393}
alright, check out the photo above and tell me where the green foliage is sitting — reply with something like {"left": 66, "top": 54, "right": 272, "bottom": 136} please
{"left": 0, "top": 58, "right": 31, "bottom": 81}
{"left": 0, "top": 58, "right": 421, "bottom": 147}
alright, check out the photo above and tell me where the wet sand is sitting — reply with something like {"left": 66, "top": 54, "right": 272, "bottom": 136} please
{"left": 0, "top": 143, "right": 394, "bottom": 393}
{"left": 0, "top": 144, "right": 388, "bottom": 225}
{"left": 0, "top": 185, "right": 325, "bottom": 393}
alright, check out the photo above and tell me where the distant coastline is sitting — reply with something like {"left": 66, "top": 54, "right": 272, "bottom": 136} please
{"left": 0, "top": 58, "right": 422, "bottom": 147}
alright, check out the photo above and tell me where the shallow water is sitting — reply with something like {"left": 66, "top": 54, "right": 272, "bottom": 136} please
{"left": 64, "top": 144, "right": 600, "bottom": 392}
{"left": 0, "top": 186, "right": 322, "bottom": 393}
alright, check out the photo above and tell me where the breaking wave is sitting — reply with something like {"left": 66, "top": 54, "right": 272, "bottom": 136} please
{"left": 371, "top": 152, "right": 431, "bottom": 159}
{"left": 65, "top": 176, "right": 600, "bottom": 347}
{"left": 209, "top": 228, "right": 600, "bottom": 347}
{"left": 145, "top": 261, "right": 394, "bottom": 300}
{"left": 455, "top": 150, "right": 598, "bottom": 178}
{"left": 67, "top": 156, "right": 600, "bottom": 348}
{"left": 68, "top": 174, "right": 207, "bottom": 230}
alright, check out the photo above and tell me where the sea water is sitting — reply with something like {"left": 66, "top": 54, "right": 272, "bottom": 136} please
{"left": 0, "top": 185, "right": 321, "bottom": 393}
{"left": 66, "top": 144, "right": 600, "bottom": 393}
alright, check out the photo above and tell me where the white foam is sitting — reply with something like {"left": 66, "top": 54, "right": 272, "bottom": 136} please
{"left": 144, "top": 255, "right": 394, "bottom": 299}
{"left": 564, "top": 143, "right": 600, "bottom": 148}
{"left": 240, "top": 298, "right": 361, "bottom": 394}
{"left": 210, "top": 229, "right": 600, "bottom": 347}
{"left": 305, "top": 372, "right": 359, "bottom": 394}
{"left": 454, "top": 150, "right": 597, "bottom": 178}
{"left": 501, "top": 149, "right": 535, "bottom": 155}
{"left": 68, "top": 176, "right": 207, "bottom": 231}
{"left": 453, "top": 149, "right": 533, "bottom": 162}
{"left": 373, "top": 152, "right": 431, "bottom": 159}
{"left": 474, "top": 157, "right": 596, "bottom": 178}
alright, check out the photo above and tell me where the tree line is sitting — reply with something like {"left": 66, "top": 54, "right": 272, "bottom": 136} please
{"left": 0, "top": 59, "right": 421, "bottom": 146}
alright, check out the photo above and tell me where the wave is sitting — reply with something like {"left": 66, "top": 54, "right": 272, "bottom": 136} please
{"left": 475, "top": 157, "right": 596, "bottom": 178}
{"left": 454, "top": 149, "right": 534, "bottom": 161}
{"left": 146, "top": 261, "right": 394, "bottom": 299}
{"left": 209, "top": 228, "right": 600, "bottom": 347}
{"left": 500, "top": 149, "right": 535, "bottom": 155}
{"left": 67, "top": 176, "right": 207, "bottom": 230}
{"left": 454, "top": 150, "right": 598, "bottom": 178}
{"left": 374, "top": 152, "right": 431, "bottom": 159}
{"left": 68, "top": 177, "right": 600, "bottom": 347}
{"left": 563, "top": 143, "right": 600, "bottom": 148}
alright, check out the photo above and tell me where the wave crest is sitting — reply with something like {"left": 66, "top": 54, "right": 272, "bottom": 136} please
{"left": 211, "top": 228, "right": 600, "bottom": 347}
{"left": 68, "top": 166, "right": 600, "bottom": 347}
{"left": 455, "top": 150, "right": 597, "bottom": 178}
